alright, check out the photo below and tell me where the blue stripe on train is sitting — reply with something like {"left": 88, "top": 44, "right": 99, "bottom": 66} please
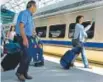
{"left": 41, "top": 40, "right": 103, "bottom": 48}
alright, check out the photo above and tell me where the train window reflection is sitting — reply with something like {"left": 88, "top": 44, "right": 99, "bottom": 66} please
{"left": 69, "top": 21, "right": 95, "bottom": 39}
{"left": 82, "top": 21, "right": 95, "bottom": 39}
{"left": 68, "top": 23, "right": 76, "bottom": 38}
{"left": 49, "top": 24, "right": 66, "bottom": 38}
{"left": 36, "top": 26, "right": 47, "bottom": 38}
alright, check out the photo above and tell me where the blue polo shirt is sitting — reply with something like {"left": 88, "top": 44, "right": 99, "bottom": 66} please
{"left": 16, "top": 9, "right": 34, "bottom": 36}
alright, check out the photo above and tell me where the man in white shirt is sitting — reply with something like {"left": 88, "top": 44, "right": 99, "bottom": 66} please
{"left": 73, "top": 15, "right": 92, "bottom": 68}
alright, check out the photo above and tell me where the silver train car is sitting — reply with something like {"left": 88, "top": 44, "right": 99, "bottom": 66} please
{"left": 34, "top": 1, "right": 103, "bottom": 65}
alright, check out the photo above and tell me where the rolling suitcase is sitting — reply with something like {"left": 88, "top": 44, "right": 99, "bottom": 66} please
{"left": 33, "top": 47, "right": 44, "bottom": 67}
{"left": 1, "top": 43, "right": 21, "bottom": 71}
{"left": 60, "top": 47, "right": 81, "bottom": 69}
{"left": 30, "top": 36, "right": 44, "bottom": 67}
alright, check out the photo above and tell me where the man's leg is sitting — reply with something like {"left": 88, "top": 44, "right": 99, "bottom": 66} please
{"left": 16, "top": 46, "right": 32, "bottom": 80}
{"left": 17, "top": 47, "right": 31, "bottom": 74}
{"left": 23, "top": 53, "right": 32, "bottom": 79}
{"left": 16, "top": 36, "right": 32, "bottom": 81}
{"left": 81, "top": 47, "right": 89, "bottom": 68}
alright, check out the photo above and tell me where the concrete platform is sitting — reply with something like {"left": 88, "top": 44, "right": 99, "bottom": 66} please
{"left": 1, "top": 60, "right": 103, "bottom": 82}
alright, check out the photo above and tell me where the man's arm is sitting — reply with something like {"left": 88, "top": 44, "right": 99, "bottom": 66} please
{"left": 84, "top": 22, "right": 93, "bottom": 32}
{"left": 81, "top": 26, "right": 88, "bottom": 38}
{"left": 19, "top": 23, "right": 28, "bottom": 47}
{"left": 19, "top": 12, "right": 28, "bottom": 47}
{"left": 19, "top": 23, "right": 26, "bottom": 40}
{"left": 84, "top": 25, "right": 92, "bottom": 32}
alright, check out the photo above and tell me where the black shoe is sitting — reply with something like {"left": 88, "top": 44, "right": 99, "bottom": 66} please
{"left": 16, "top": 73, "right": 25, "bottom": 81}
{"left": 24, "top": 74, "right": 32, "bottom": 80}
{"left": 34, "top": 61, "right": 44, "bottom": 67}
{"left": 39, "top": 61, "right": 44, "bottom": 66}
{"left": 70, "top": 63, "right": 74, "bottom": 67}
{"left": 34, "top": 63, "right": 40, "bottom": 67}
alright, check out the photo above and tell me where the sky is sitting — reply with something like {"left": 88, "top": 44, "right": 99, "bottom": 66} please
{"left": 0, "top": 0, "right": 9, "bottom": 6}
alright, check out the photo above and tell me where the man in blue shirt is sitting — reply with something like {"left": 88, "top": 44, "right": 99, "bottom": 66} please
{"left": 15, "top": 1, "right": 36, "bottom": 81}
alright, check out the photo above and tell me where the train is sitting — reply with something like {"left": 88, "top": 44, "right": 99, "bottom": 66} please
{"left": 34, "top": 1, "right": 103, "bottom": 65}
{"left": 2, "top": 0, "right": 103, "bottom": 65}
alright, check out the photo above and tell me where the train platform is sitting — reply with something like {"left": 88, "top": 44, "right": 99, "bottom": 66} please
{"left": 1, "top": 0, "right": 103, "bottom": 82}
{"left": 1, "top": 55, "right": 103, "bottom": 82}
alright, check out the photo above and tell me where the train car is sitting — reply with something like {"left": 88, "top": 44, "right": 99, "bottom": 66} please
{"left": 34, "top": 0, "right": 103, "bottom": 65}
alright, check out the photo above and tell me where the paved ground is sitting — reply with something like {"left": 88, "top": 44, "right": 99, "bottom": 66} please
{"left": 1, "top": 60, "right": 103, "bottom": 82}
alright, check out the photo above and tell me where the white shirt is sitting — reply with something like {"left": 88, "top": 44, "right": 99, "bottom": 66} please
{"left": 8, "top": 31, "right": 16, "bottom": 40}
{"left": 73, "top": 23, "right": 91, "bottom": 42}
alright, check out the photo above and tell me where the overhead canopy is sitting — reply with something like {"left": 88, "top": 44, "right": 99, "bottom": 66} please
{"left": 0, "top": 0, "right": 64, "bottom": 24}
{"left": 1, "top": 0, "right": 64, "bottom": 13}
{"left": 1, "top": 0, "right": 103, "bottom": 24}
{"left": 1, "top": 8, "right": 15, "bottom": 24}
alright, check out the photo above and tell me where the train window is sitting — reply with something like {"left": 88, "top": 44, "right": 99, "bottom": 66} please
{"left": 82, "top": 21, "right": 95, "bottom": 39}
{"left": 69, "top": 21, "right": 95, "bottom": 39}
{"left": 49, "top": 24, "right": 66, "bottom": 38}
{"left": 68, "top": 23, "right": 76, "bottom": 38}
{"left": 36, "top": 26, "right": 47, "bottom": 38}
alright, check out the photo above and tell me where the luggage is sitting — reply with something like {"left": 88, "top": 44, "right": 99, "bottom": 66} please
{"left": 1, "top": 52, "right": 21, "bottom": 71}
{"left": 33, "top": 47, "right": 44, "bottom": 67}
{"left": 1, "top": 43, "right": 21, "bottom": 71}
{"left": 60, "top": 47, "right": 81, "bottom": 69}
{"left": 3, "top": 42, "right": 21, "bottom": 54}
{"left": 30, "top": 36, "right": 44, "bottom": 66}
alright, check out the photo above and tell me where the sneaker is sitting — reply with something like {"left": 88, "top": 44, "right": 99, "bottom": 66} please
{"left": 84, "top": 66, "right": 92, "bottom": 69}
{"left": 16, "top": 73, "right": 25, "bottom": 81}
{"left": 70, "top": 63, "right": 75, "bottom": 67}
{"left": 24, "top": 74, "right": 32, "bottom": 80}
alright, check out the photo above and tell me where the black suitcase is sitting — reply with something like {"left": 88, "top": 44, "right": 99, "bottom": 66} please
{"left": 1, "top": 43, "right": 21, "bottom": 71}
{"left": 1, "top": 51, "right": 21, "bottom": 71}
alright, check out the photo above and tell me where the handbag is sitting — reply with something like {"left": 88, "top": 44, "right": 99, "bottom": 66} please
{"left": 4, "top": 43, "right": 21, "bottom": 54}
{"left": 72, "top": 33, "right": 82, "bottom": 48}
